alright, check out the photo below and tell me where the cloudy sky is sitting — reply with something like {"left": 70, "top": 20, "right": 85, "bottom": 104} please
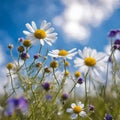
{"left": 0, "top": 0, "right": 120, "bottom": 92}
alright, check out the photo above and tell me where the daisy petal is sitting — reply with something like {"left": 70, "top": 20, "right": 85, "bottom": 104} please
{"left": 25, "top": 23, "right": 34, "bottom": 33}
{"left": 71, "top": 103, "right": 76, "bottom": 108}
{"left": 71, "top": 113, "right": 78, "bottom": 119}
{"left": 40, "top": 20, "right": 47, "bottom": 29}
{"left": 46, "top": 27, "right": 54, "bottom": 34}
{"left": 45, "top": 40, "right": 52, "bottom": 46}
{"left": 68, "top": 48, "right": 77, "bottom": 53}
{"left": 79, "top": 111, "right": 86, "bottom": 117}
{"left": 43, "top": 22, "right": 51, "bottom": 30}
{"left": 66, "top": 108, "right": 73, "bottom": 113}
{"left": 31, "top": 21, "right": 37, "bottom": 31}
{"left": 40, "top": 40, "right": 44, "bottom": 46}
{"left": 23, "top": 31, "right": 32, "bottom": 35}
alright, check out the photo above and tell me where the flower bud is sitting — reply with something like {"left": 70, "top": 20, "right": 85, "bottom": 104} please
{"left": 23, "top": 40, "right": 31, "bottom": 47}
{"left": 50, "top": 61, "right": 58, "bottom": 68}
{"left": 6, "top": 63, "right": 14, "bottom": 70}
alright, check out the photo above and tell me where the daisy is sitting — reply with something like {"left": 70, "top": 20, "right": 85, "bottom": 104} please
{"left": 48, "top": 48, "right": 77, "bottom": 60}
{"left": 66, "top": 101, "right": 86, "bottom": 119}
{"left": 23, "top": 20, "right": 57, "bottom": 46}
{"left": 74, "top": 47, "right": 106, "bottom": 76}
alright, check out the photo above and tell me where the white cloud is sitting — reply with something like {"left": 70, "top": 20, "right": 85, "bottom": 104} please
{"left": 0, "top": 46, "right": 5, "bottom": 65}
{"left": 0, "top": 46, "right": 8, "bottom": 94}
{"left": 53, "top": 0, "right": 120, "bottom": 43}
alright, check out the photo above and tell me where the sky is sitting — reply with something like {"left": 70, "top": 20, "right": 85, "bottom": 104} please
{"left": 0, "top": 0, "right": 120, "bottom": 92}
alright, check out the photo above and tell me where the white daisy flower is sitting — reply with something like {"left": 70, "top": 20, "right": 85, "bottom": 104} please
{"left": 74, "top": 47, "right": 106, "bottom": 76}
{"left": 23, "top": 20, "right": 57, "bottom": 46}
{"left": 48, "top": 48, "right": 77, "bottom": 60}
{"left": 66, "top": 101, "right": 86, "bottom": 119}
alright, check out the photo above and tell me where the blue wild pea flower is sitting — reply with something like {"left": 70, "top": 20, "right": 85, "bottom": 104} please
{"left": 5, "top": 96, "right": 28, "bottom": 116}
{"left": 104, "top": 114, "right": 113, "bottom": 120}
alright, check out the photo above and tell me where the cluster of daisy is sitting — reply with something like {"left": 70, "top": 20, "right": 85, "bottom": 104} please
{"left": 2, "top": 20, "right": 120, "bottom": 120}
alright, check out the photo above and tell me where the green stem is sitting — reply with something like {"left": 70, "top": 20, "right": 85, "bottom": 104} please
{"left": 84, "top": 69, "right": 89, "bottom": 106}
{"left": 9, "top": 70, "right": 16, "bottom": 95}
{"left": 53, "top": 68, "right": 59, "bottom": 85}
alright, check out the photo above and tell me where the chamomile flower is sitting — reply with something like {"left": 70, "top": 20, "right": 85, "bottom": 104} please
{"left": 66, "top": 101, "right": 86, "bottom": 119}
{"left": 74, "top": 47, "right": 106, "bottom": 76}
{"left": 48, "top": 48, "right": 77, "bottom": 60}
{"left": 23, "top": 20, "right": 57, "bottom": 46}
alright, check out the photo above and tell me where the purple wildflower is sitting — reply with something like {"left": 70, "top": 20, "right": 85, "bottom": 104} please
{"left": 18, "top": 37, "right": 24, "bottom": 42}
{"left": 5, "top": 96, "right": 28, "bottom": 116}
{"left": 61, "top": 93, "right": 69, "bottom": 100}
{"left": 113, "top": 39, "right": 120, "bottom": 50}
{"left": 21, "top": 53, "right": 30, "bottom": 60}
{"left": 33, "top": 54, "right": 40, "bottom": 59}
{"left": 104, "top": 114, "right": 113, "bottom": 120}
{"left": 45, "top": 94, "right": 52, "bottom": 100}
{"left": 89, "top": 105, "right": 94, "bottom": 111}
{"left": 108, "top": 30, "right": 117, "bottom": 38}
{"left": 42, "top": 82, "right": 50, "bottom": 91}
{"left": 77, "top": 78, "right": 83, "bottom": 84}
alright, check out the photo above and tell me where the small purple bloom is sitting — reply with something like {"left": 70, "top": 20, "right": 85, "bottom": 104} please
{"left": 77, "top": 78, "right": 83, "bottom": 84}
{"left": 108, "top": 57, "right": 112, "bottom": 63}
{"left": 89, "top": 105, "right": 94, "bottom": 111}
{"left": 21, "top": 53, "right": 30, "bottom": 60}
{"left": 18, "top": 37, "right": 24, "bottom": 42}
{"left": 5, "top": 96, "right": 28, "bottom": 116}
{"left": 42, "top": 82, "right": 50, "bottom": 91}
{"left": 116, "top": 29, "right": 120, "bottom": 34}
{"left": 108, "top": 30, "right": 117, "bottom": 38}
{"left": 45, "top": 94, "right": 52, "bottom": 100}
{"left": 114, "top": 39, "right": 120, "bottom": 45}
{"left": 61, "top": 93, "right": 69, "bottom": 100}
{"left": 104, "top": 114, "right": 113, "bottom": 120}
{"left": 34, "top": 54, "right": 40, "bottom": 59}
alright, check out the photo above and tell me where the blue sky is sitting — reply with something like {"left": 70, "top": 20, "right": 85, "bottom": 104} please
{"left": 0, "top": 0, "right": 120, "bottom": 65}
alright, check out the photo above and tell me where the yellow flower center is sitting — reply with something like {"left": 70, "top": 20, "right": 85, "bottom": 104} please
{"left": 23, "top": 39, "right": 31, "bottom": 47}
{"left": 50, "top": 61, "right": 58, "bottom": 68}
{"left": 73, "top": 106, "right": 82, "bottom": 114}
{"left": 58, "top": 50, "right": 68, "bottom": 56}
{"left": 64, "top": 71, "right": 69, "bottom": 76}
{"left": 74, "top": 71, "right": 81, "bottom": 78}
{"left": 34, "top": 29, "right": 46, "bottom": 39}
{"left": 84, "top": 57, "right": 96, "bottom": 67}
{"left": 6, "top": 63, "right": 14, "bottom": 70}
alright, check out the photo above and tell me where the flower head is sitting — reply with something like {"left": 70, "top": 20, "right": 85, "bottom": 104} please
{"left": 74, "top": 71, "right": 81, "bottom": 78}
{"left": 18, "top": 37, "right": 24, "bottom": 42}
{"left": 61, "top": 93, "right": 69, "bottom": 100}
{"left": 108, "top": 30, "right": 117, "bottom": 38}
{"left": 33, "top": 53, "right": 40, "bottom": 59}
{"left": 23, "top": 20, "right": 57, "bottom": 46}
{"left": 5, "top": 96, "right": 28, "bottom": 116}
{"left": 8, "top": 44, "right": 14, "bottom": 49}
{"left": 113, "top": 39, "right": 120, "bottom": 50}
{"left": 23, "top": 39, "right": 32, "bottom": 47}
{"left": 89, "top": 105, "right": 94, "bottom": 112}
{"left": 50, "top": 61, "right": 58, "bottom": 68}
{"left": 48, "top": 48, "right": 77, "bottom": 60}
{"left": 6, "top": 63, "right": 14, "bottom": 70}
{"left": 66, "top": 101, "right": 86, "bottom": 119}
{"left": 104, "top": 114, "right": 113, "bottom": 120}
{"left": 18, "top": 46, "right": 25, "bottom": 53}
{"left": 21, "top": 53, "right": 30, "bottom": 60}
{"left": 74, "top": 47, "right": 106, "bottom": 76}
{"left": 44, "top": 67, "right": 51, "bottom": 73}
{"left": 42, "top": 82, "right": 51, "bottom": 91}
{"left": 45, "top": 94, "right": 52, "bottom": 100}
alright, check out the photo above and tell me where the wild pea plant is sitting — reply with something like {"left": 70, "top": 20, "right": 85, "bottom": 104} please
{"left": 0, "top": 21, "right": 120, "bottom": 120}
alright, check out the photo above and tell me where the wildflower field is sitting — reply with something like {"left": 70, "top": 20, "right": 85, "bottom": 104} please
{"left": 1, "top": 20, "right": 120, "bottom": 120}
